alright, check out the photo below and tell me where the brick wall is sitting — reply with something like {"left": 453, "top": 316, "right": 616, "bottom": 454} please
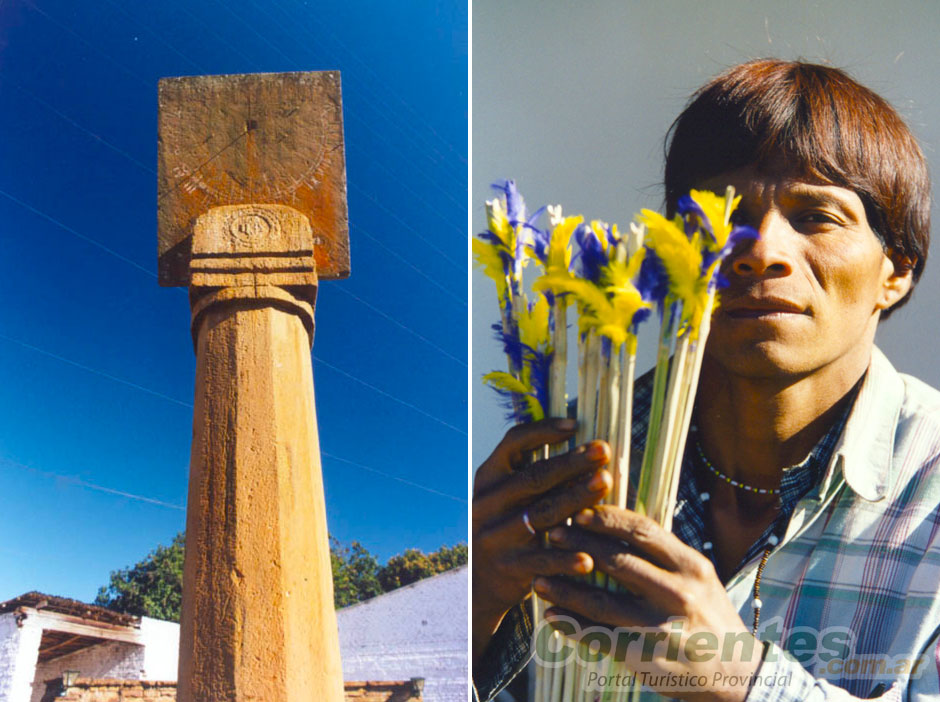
{"left": 40, "top": 678, "right": 421, "bottom": 702}
{"left": 40, "top": 678, "right": 175, "bottom": 702}
{"left": 31, "top": 641, "right": 145, "bottom": 702}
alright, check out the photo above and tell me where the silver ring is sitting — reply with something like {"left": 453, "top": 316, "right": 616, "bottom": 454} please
{"left": 522, "top": 510, "right": 537, "bottom": 536}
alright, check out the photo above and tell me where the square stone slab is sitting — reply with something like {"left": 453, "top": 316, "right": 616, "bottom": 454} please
{"left": 157, "top": 70, "right": 350, "bottom": 286}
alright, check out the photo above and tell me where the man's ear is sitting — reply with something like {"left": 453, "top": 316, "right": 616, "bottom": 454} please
{"left": 876, "top": 253, "right": 915, "bottom": 311}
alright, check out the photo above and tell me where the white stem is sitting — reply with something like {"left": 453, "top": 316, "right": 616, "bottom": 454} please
{"left": 549, "top": 634, "right": 565, "bottom": 702}
{"left": 649, "top": 327, "right": 691, "bottom": 525}
{"left": 596, "top": 347, "right": 612, "bottom": 446}
{"left": 562, "top": 642, "right": 576, "bottom": 702}
{"left": 533, "top": 594, "right": 546, "bottom": 702}
{"left": 661, "top": 292, "right": 717, "bottom": 532}
{"left": 550, "top": 298, "right": 568, "bottom": 422}
{"left": 576, "top": 331, "right": 588, "bottom": 446}
{"left": 605, "top": 346, "right": 622, "bottom": 507}
{"left": 616, "top": 351, "right": 636, "bottom": 509}
{"left": 582, "top": 332, "right": 601, "bottom": 447}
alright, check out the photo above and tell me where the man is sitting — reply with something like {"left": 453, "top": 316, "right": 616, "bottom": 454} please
{"left": 473, "top": 59, "right": 940, "bottom": 701}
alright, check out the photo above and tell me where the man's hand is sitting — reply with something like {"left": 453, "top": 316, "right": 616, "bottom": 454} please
{"left": 472, "top": 418, "right": 612, "bottom": 666}
{"left": 536, "top": 506, "right": 761, "bottom": 702}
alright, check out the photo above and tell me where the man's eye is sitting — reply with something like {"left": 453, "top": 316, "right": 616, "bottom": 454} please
{"left": 798, "top": 211, "right": 841, "bottom": 226}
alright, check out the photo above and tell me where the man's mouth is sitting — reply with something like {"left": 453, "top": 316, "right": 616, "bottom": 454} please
{"left": 722, "top": 297, "right": 806, "bottom": 319}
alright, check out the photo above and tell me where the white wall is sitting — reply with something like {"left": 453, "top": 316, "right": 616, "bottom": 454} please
{"left": 139, "top": 617, "right": 179, "bottom": 681}
{"left": 337, "top": 566, "right": 468, "bottom": 702}
{"left": 0, "top": 613, "right": 42, "bottom": 702}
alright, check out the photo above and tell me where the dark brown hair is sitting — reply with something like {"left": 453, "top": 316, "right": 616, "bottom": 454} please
{"left": 664, "top": 59, "right": 930, "bottom": 314}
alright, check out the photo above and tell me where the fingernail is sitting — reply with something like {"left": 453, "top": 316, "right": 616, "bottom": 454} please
{"left": 533, "top": 577, "right": 550, "bottom": 595}
{"left": 548, "top": 527, "right": 566, "bottom": 544}
{"left": 574, "top": 554, "right": 592, "bottom": 574}
{"left": 556, "top": 418, "right": 577, "bottom": 431}
{"left": 575, "top": 509, "right": 594, "bottom": 525}
{"left": 588, "top": 470, "right": 610, "bottom": 492}
{"left": 586, "top": 442, "right": 609, "bottom": 461}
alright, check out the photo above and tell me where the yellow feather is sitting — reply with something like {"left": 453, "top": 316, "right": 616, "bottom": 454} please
{"left": 485, "top": 198, "right": 512, "bottom": 246}
{"left": 517, "top": 295, "right": 551, "bottom": 350}
{"left": 690, "top": 189, "right": 741, "bottom": 249}
{"left": 471, "top": 238, "right": 509, "bottom": 301}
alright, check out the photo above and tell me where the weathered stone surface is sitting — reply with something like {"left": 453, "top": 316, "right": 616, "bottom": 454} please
{"left": 160, "top": 70, "right": 350, "bottom": 702}
{"left": 157, "top": 71, "right": 350, "bottom": 286}
{"left": 178, "top": 294, "right": 342, "bottom": 702}
{"left": 173, "top": 206, "right": 342, "bottom": 701}
{"left": 189, "top": 204, "right": 318, "bottom": 304}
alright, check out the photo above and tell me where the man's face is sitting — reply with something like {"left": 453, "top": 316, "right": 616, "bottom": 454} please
{"left": 701, "top": 163, "right": 911, "bottom": 380}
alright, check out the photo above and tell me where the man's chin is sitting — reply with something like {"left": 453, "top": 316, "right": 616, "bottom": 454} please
{"left": 703, "top": 341, "right": 815, "bottom": 380}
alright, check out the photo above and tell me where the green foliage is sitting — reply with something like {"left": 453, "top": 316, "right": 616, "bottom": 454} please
{"left": 331, "top": 537, "right": 383, "bottom": 608}
{"left": 96, "top": 533, "right": 467, "bottom": 620}
{"left": 377, "top": 543, "right": 468, "bottom": 592}
{"left": 94, "top": 532, "right": 185, "bottom": 622}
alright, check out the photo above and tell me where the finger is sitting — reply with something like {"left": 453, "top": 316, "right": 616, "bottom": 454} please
{"left": 533, "top": 576, "right": 653, "bottom": 629}
{"left": 546, "top": 526, "right": 684, "bottom": 608}
{"left": 474, "top": 418, "right": 578, "bottom": 492}
{"left": 516, "top": 548, "right": 594, "bottom": 579}
{"left": 573, "top": 505, "right": 698, "bottom": 572}
{"left": 526, "top": 468, "right": 611, "bottom": 531}
{"left": 474, "top": 441, "right": 610, "bottom": 523}
{"left": 480, "top": 469, "right": 612, "bottom": 545}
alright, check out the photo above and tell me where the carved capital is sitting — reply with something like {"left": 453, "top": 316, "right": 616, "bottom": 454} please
{"left": 190, "top": 204, "right": 317, "bottom": 289}
{"left": 188, "top": 204, "right": 318, "bottom": 347}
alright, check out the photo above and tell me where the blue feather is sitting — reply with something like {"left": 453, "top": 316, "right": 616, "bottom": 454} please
{"left": 637, "top": 248, "right": 669, "bottom": 314}
{"left": 573, "top": 223, "right": 607, "bottom": 283}
{"left": 528, "top": 350, "right": 552, "bottom": 421}
{"left": 490, "top": 179, "right": 527, "bottom": 223}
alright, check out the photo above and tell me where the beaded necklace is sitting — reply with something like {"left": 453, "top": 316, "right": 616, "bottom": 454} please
{"left": 695, "top": 441, "right": 781, "bottom": 496}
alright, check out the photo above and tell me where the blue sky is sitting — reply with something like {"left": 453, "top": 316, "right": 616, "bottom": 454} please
{"left": 0, "top": 0, "right": 467, "bottom": 603}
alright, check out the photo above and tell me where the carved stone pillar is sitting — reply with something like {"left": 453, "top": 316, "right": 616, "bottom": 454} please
{"left": 176, "top": 204, "right": 343, "bottom": 702}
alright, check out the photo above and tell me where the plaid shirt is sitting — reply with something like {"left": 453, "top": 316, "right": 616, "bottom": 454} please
{"left": 474, "top": 348, "right": 940, "bottom": 701}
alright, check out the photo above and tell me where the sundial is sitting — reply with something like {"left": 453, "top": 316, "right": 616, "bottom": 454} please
{"left": 157, "top": 71, "right": 350, "bottom": 287}
{"left": 157, "top": 71, "right": 350, "bottom": 700}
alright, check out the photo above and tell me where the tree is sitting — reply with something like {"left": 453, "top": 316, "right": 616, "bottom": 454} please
{"left": 96, "top": 534, "right": 467, "bottom": 619}
{"left": 330, "top": 537, "right": 382, "bottom": 607}
{"left": 378, "top": 543, "right": 468, "bottom": 592}
{"left": 94, "top": 532, "right": 185, "bottom": 622}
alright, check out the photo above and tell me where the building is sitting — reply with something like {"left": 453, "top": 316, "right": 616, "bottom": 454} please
{"left": 0, "top": 592, "right": 177, "bottom": 702}
{"left": 337, "top": 566, "right": 467, "bottom": 702}
{"left": 0, "top": 566, "right": 466, "bottom": 701}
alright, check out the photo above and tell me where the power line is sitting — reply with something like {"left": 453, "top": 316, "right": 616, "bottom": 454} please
{"left": 349, "top": 182, "right": 463, "bottom": 270}
{"left": 312, "top": 356, "right": 467, "bottom": 436}
{"left": 0, "top": 456, "right": 186, "bottom": 511}
{"left": 0, "top": 333, "right": 192, "bottom": 408}
{"left": 0, "top": 334, "right": 466, "bottom": 500}
{"left": 210, "top": 0, "right": 467, "bottom": 203}
{"left": 321, "top": 452, "right": 465, "bottom": 504}
{"left": 13, "top": 83, "right": 155, "bottom": 175}
{"left": 354, "top": 224, "right": 466, "bottom": 306}
{"left": 265, "top": 0, "right": 467, "bottom": 174}
{"left": 332, "top": 286, "right": 466, "bottom": 367}
{"left": 0, "top": 187, "right": 156, "bottom": 278}
{"left": 23, "top": 0, "right": 151, "bottom": 88}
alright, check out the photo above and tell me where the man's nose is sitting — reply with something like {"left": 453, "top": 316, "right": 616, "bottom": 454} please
{"left": 730, "top": 213, "right": 794, "bottom": 278}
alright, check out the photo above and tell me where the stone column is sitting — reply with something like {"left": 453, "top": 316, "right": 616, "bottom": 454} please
{"left": 176, "top": 204, "right": 343, "bottom": 702}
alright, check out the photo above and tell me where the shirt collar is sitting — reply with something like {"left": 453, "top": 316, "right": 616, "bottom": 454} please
{"left": 829, "top": 346, "right": 905, "bottom": 502}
